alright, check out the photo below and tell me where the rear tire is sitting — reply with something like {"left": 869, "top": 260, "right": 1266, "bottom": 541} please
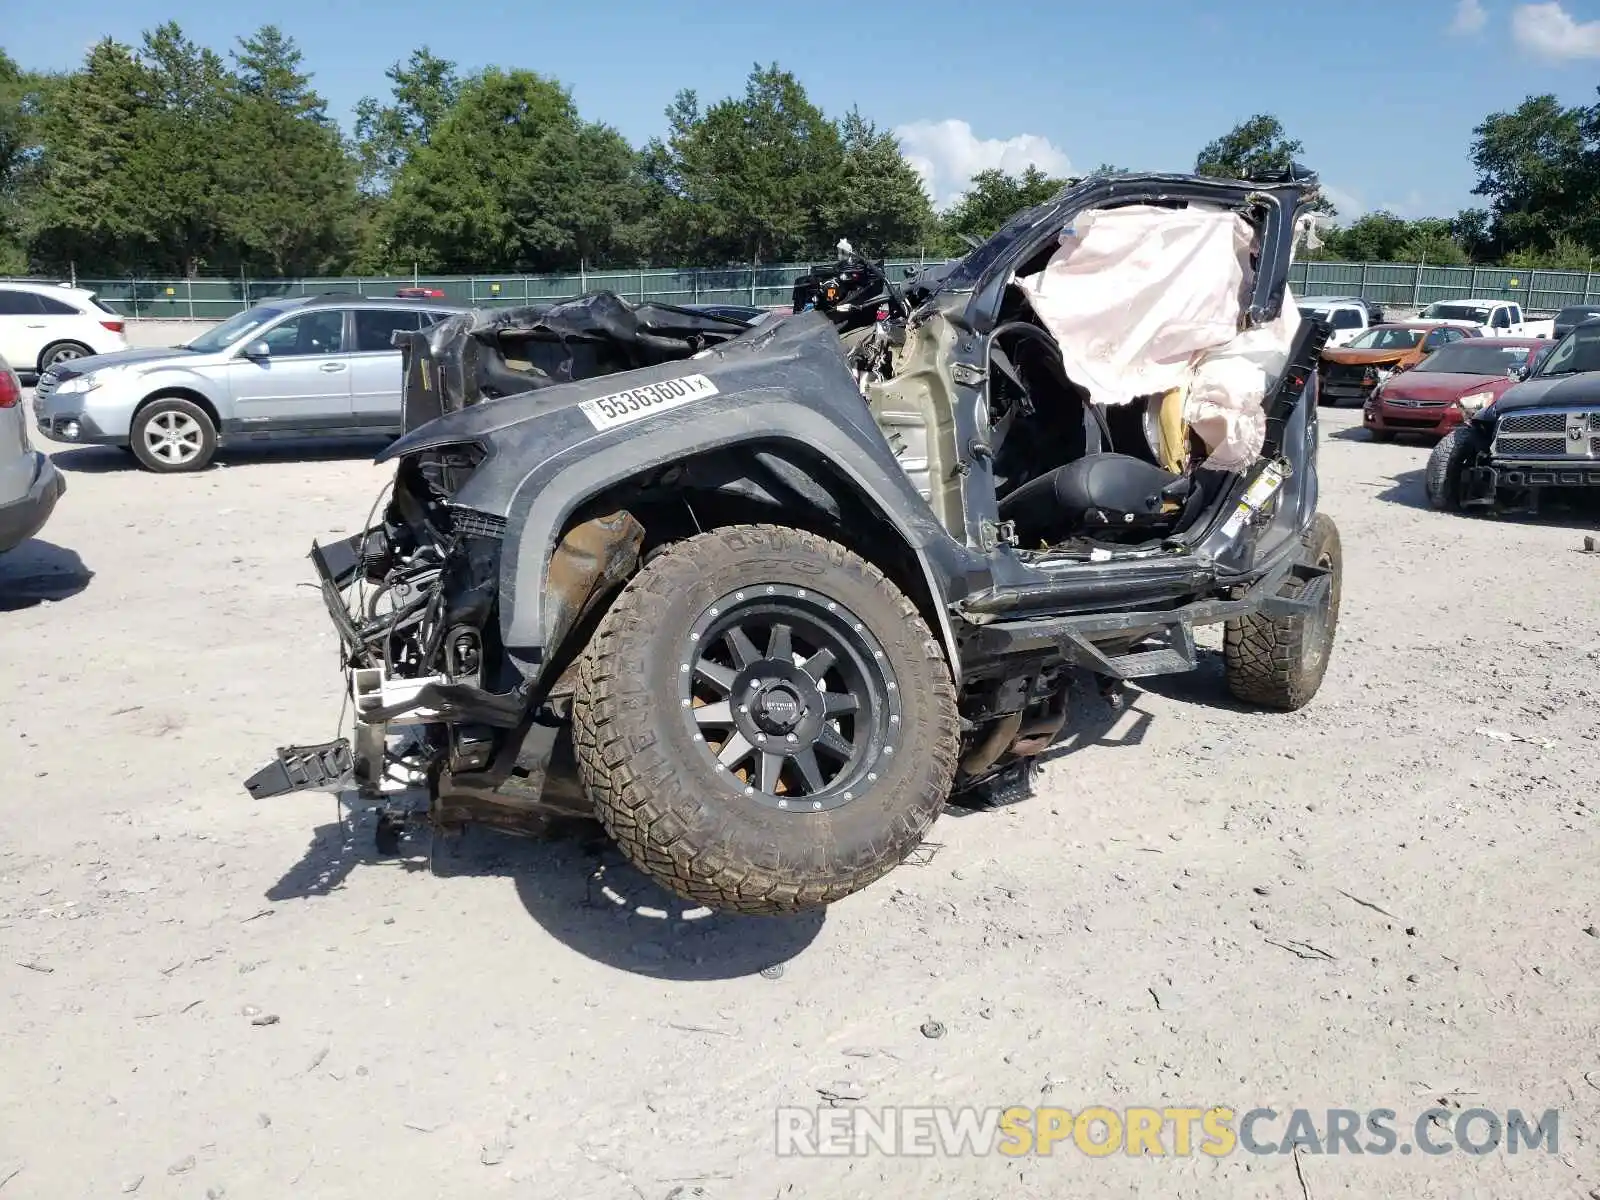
{"left": 571, "top": 524, "right": 959, "bottom": 915}
{"left": 129, "top": 397, "right": 217, "bottom": 473}
{"left": 1424, "top": 425, "right": 1484, "bottom": 512}
{"left": 1223, "top": 514, "right": 1342, "bottom": 711}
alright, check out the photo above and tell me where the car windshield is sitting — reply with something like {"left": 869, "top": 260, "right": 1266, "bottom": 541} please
{"left": 1411, "top": 343, "right": 1532, "bottom": 375}
{"left": 1535, "top": 327, "right": 1600, "bottom": 377}
{"left": 1420, "top": 303, "right": 1490, "bottom": 323}
{"left": 1347, "top": 328, "right": 1423, "bottom": 350}
{"left": 184, "top": 306, "right": 286, "bottom": 353}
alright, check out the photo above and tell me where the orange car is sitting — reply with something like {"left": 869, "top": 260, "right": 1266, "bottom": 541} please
{"left": 1317, "top": 322, "right": 1483, "bottom": 406}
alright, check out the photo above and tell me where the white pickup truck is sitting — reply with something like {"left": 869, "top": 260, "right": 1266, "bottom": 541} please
{"left": 1295, "top": 295, "right": 1384, "bottom": 346}
{"left": 1416, "top": 298, "right": 1554, "bottom": 339}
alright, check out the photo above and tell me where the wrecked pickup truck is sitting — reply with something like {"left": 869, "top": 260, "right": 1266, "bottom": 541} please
{"left": 246, "top": 170, "right": 1343, "bottom": 915}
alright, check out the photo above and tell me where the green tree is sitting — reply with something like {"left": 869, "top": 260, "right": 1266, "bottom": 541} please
{"left": 353, "top": 47, "right": 460, "bottom": 195}
{"left": 1504, "top": 236, "right": 1596, "bottom": 270}
{"left": 939, "top": 165, "right": 1063, "bottom": 246}
{"left": 378, "top": 67, "right": 646, "bottom": 272}
{"left": 1398, "top": 218, "right": 1469, "bottom": 265}
{"left": 1470, "top": 94, "right": 1594, "bottom": 258}
{"left": 818, "top": 110, "right": 934, "bottom": 257}
{"left": 1195, "top": 114, "right": 1303, "bottom": 180}
{"left": 0, "top": 49, "right": 43, "bottom": 272}
{"left": 1324, "top": 211, "right": 1414, "bottom": 261}
{"left": 1451, "top": 208, "right": 1494, "bottom": 261}
{"left": 133, "top": 23, "right": 232, "bottom": 275}
{"left": 645, "top": 65, "right": 845, "bottom": 264}
{"left": 218, "top": 26, "right": 358, "bottom": 275}
{"left": 1196, "top": 114, "right": 1334, "bottom": 213}
{"left": 26, "top": 39, "right": 153, "bottom": 273}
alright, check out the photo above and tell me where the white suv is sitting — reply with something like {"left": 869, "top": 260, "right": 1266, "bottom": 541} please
{"left": 0, "top": 281, "right": 129, "bottom": 376}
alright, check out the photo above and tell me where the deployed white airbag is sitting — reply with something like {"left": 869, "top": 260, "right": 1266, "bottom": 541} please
{"left": 1014, "top": 203, "right": 1300, "bottom": 469}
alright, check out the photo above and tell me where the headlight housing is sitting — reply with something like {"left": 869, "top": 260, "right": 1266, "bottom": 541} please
{"left": 1457, "top": 390, "right": 1496, "bottom": 414}
{"left": 54, "top": 375, "right": 101, "bottom": 395}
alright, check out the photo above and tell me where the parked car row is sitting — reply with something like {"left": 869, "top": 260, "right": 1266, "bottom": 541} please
{"left": 0, "top": 281, "right": 129, "bottom": 376}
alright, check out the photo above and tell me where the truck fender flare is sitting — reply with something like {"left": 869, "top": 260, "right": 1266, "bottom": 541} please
{"left": 495, "top": 403, "right": 966, "bottom": 680}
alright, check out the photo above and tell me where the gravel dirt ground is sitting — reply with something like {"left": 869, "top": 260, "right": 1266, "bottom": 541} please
{"left": 1, "top": 402, "right": 1596, "bottom": 1200}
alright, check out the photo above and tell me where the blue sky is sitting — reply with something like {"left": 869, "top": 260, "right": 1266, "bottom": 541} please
{"left": 10, "top": 0, "right": 1600, "bottom": 221}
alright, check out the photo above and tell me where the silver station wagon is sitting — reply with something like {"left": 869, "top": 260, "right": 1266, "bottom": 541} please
{"left": 31, "top": 294, "right": 462, "bottom": 472}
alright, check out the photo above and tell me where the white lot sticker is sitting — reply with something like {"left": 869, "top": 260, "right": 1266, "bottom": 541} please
{"left": 579, "top": 374, "right": 719, "bottom": 430}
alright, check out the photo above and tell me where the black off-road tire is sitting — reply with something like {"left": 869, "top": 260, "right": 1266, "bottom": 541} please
{"left": 1223, "top": 514, "right": 1342, "bottom": 711}
{"left": 1424, "top": 425, "right": 1484, "bottom": 512}
{"left": 571, "top": 524, "right": 959, "bottom": 915}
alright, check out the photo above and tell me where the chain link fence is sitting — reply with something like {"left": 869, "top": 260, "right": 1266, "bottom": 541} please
{"left": 11, "top": 259, "right": 1600, "bottom": 320}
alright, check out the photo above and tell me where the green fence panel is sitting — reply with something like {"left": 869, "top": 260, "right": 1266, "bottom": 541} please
{"left": 35, "top": 257, "right": 1600, "bottom": 321}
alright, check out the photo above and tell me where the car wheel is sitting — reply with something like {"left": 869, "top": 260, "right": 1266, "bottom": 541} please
{"left": 1223, "top": 513, "right": 1342, "bottom": 712}
{"left": 571, "top": 524, "right": 960, "bottom": 915}
{"left": 130, "top": 398, "right": 218, "bottom": 473}
{"left": 39, "top": 342, "right": 92, "bottom": 372}
{"left": 1424, "top": 426, "right": 1484, "bottom": 512}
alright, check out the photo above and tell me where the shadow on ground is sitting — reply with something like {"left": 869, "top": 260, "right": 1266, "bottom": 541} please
{"left": 1132, "top": 647, "right": 1260, "bottom": 713}
{"left": 267, "top": 807, "right": 824, "bottom": 982}
{"left": 1329, "top": 423, "right": 1440, "bottom": 446}
{"left": 49, "top": 437, "right": 391, "bottom": 475}
{"left": 0, "top": 540, "right": 93, "bottom": 611}
{"left": 1375, "top": 465, "right": 1600, "bottom": 528}
{"left": 1373, "top": 468, "right": 1429, "bottom": 510}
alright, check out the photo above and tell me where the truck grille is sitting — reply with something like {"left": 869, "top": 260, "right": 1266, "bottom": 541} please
{"left": 1493, "top": 407, "right": 1597, "bottom": 461}
{"left": 1499, "top": 412, "right": 1565, "bottom": 435}
{"left": 1503, "top": 436, "right": 1568, "bottom": 456}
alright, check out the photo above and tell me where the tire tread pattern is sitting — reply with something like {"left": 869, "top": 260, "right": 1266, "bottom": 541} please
{"left": 1223, "top": 514, "right": 1342, "bottom": 711}
{"left": 571, "top": 524, "right": 959, "bottom": 915}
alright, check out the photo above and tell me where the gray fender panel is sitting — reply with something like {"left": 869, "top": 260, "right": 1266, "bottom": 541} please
{"left": 496, "top": 402, "right": 967, "bottom": 680}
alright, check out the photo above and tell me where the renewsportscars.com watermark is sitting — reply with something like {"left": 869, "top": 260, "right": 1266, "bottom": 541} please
{"left": 775, "top": 1106, "right": 1560, "bottom": 1158}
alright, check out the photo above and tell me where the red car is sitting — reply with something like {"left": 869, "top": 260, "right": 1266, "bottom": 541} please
{"left": 1362, "top": 337, "right": 1550, "bottom": 441}
{"left": 396, "top": 287, "right": 446, "bottom": 300}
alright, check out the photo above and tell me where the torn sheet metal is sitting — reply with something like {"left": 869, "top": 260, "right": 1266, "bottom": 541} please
{"left": 394, "top": 292, "right": 760, "bottom": 433}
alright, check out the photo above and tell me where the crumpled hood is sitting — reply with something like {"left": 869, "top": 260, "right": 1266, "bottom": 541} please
{"left": 45, "top": 346, "right": 197, "bottom": 381}
{"left": 1489, "top": 372, "right": 1600, "bottom": 413}
{"left": 1320, "top": 347, "right": 1414, "bottom": 367}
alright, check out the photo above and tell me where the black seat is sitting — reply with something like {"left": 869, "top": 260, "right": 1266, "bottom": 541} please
{"left": 998, "top": 453, "right": 1191, "bottom": 544}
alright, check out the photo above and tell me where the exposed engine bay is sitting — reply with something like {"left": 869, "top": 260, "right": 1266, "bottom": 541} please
{"left": 395, "top": 290, "right": 762, "bottom": 431}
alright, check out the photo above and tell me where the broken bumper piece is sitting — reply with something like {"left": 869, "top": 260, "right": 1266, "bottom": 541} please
{"left": 243, "top": 740, "right": 354, "bottom": 800}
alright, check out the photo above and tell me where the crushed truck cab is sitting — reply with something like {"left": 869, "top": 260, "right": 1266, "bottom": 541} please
{"left": 247, "top": 169, "right": 1344, "bottom": 915}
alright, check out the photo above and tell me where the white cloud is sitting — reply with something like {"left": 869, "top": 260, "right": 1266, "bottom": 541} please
{"left": 1320, "top": 183, "right": 1367, "bottom": 218}
{"left": 893, "top": 118, "right": 1072, "bottom": 209}
{"left": 1511, "top": 2, "right": 1600, "bottom": 59}
{"left": 1318, "top": 184, "right": 1431, "bottom": 221}
{"left": 1451, "top": 0, "right": 1488, "bottom": 34}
